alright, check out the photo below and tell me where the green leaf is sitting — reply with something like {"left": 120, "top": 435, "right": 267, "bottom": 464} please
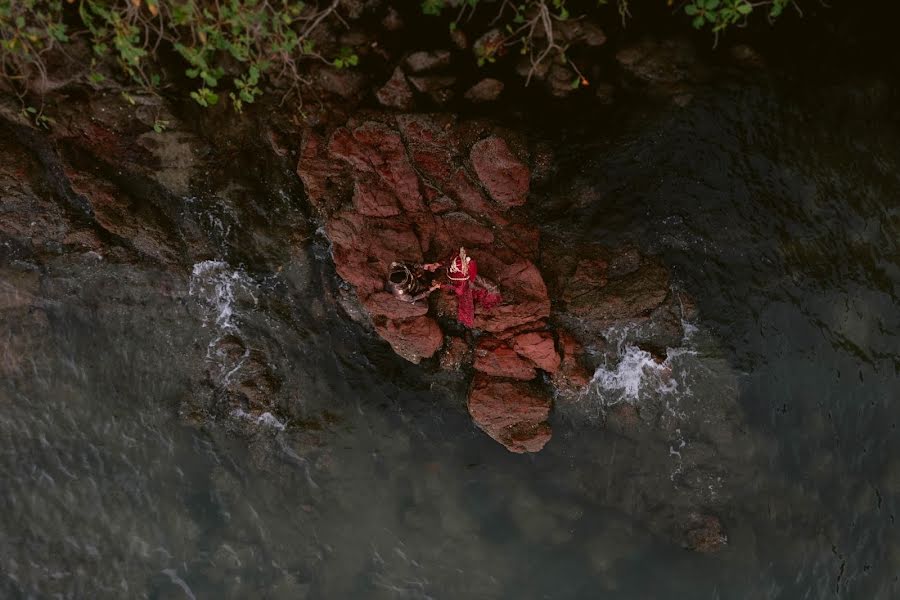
{"left": 692, "top": 15, "right": 705, "bottom": 28}
{"left": 705, "top": 0, "right": 719, "bottom": 8}
{"left": 685, "top": 4, "right": 699, "bottom": 16}
{"left": 421, "top": 0, "right": 444, "bottom": 16}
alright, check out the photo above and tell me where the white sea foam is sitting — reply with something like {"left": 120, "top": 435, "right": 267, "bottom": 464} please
{"left": 231, "top": 408, "right": 286, "bottom": 431}
{"left": 189, "top": 260, "right": 259, "bottom": 386}
{"left": 189, "top": 260, "right": 256, "bottom": 332}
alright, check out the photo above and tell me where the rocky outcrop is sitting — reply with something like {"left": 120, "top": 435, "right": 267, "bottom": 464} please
{"left": 297, "top": 114, "right": 574, "bottom": 451}
{"left": 543, "top": 241, "right": 689, "bottom": 359}
{"left": 295, "top": 112, "right": 689, "bottom": 453}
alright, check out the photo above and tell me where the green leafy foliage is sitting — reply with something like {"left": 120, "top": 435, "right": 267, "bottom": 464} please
{"left": 0, "top": 0, "right": 352, "bottom": 111}
{"left": 332, "top": 47, "right": 359, "bottom": 69}
{"left": 0, "top": 0, "right": 799, "bottom": 118}
{"left": 685, "top": 0, "right": 791, "bottom": 32}
{"left": 421, "top": 0, "right": 446, "bottom": 16}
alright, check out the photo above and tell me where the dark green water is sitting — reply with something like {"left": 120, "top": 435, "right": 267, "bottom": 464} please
{"left": 2, "top": 77, "right": 898, "bottom": 599}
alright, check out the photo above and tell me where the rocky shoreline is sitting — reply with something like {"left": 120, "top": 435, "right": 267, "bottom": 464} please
{"left": 0, "top": 25, "right": 770, "bottom": 553}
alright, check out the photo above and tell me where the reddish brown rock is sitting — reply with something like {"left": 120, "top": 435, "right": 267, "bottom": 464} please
{"left": 374, "top": 315, "right": 443, "bottom": 364}
{"left": 328, "top": 122, "right": 425, "bottom": 213}
{"left": 297, "top": 131, "right": 350, "bottom": 217}
{"left": 511, "top": 331, "right": 560, "bottom": 374}
{"left": 496, "top": 222, "right": 540, "bottom": 260}
{"left": 473, "top": 258, "right": 550, "bottom": 333}
{"left": 66, "top": 170, "right": 176, "bottom": 264}
{"left": 682, "top": 514, "right": 728, "bottom": 553}
{"left": 552, "top": 330, "right": 592, "bottom": 393}
{"left": 470, "top": 137, "right": 530, "bottom": 208}
{"left": 467, "top": 374, "right": 552, "bottom": 453}
{"left": 351, "top": 177, "right": 401, "bottom": 217}
{"left": 474, "top": 339, "right": 537, "bottom": 381}
{"left": 396, "top": 115, "right": 456, "bottom": 186}
{"left": 376, "top": 67, "right": 415, "bottom": 110}
{"left": 438, "top": 212, "right": 495, "bottom": 248}
{"left": 327, "top": 211, "right": 424, "bottom": 298}
{"left": 363, "top": 292, "right": 429, "bottom": 320}
{"left": 444, "top": 168, "right": 508, "bottom": 225}
{"left": 429, "top": 196, "right": 456, "bottom": 214}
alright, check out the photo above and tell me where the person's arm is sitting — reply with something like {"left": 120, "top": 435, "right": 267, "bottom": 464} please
{"left": 410, "top": 281, "right": 442, "bottom": 302}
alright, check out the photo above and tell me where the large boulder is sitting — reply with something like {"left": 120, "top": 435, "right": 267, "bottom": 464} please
{"left": 467, "top": 374, "right": 552, "bottom": 453}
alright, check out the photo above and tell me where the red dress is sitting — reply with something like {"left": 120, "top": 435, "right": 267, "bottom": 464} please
{"left": 443, "top": 257, "right": 502, "bottom": 328}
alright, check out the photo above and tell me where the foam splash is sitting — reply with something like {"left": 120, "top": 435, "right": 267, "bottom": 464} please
{"left": 189, "top": 260, "right": 256, "bottom": 332}
{"left": 590, "top": 344, "right": 675, "bottom": 405}
{"left": 231, "top": 409, "right": 286, "bottom": 431}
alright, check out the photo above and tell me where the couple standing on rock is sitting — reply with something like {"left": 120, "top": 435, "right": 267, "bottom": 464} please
{"left": 387, "top": 247, "right": 501, "bottom": 328}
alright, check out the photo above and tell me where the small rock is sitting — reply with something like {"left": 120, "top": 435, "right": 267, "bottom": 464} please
{"left": 551, "top": 330, "right": 592, "bottom": 396}
{"left": 405, "top": 50, "right": 452, "bottom": 73}
{"left": 316, "top": 67, "right": 366, "bottom": 99}
{"left": 730, "top": 44, "right": 765, "bottom": 69}
{"left": 511, "top": 331, "right": 560, "bottom": 374}
{"left": 615, "top": 38, "right": 699, "bottom": 86}
{"left": 407, "top": 75, "right": 457, "bottom": 104}
{"left": 374, "top": 315, "right": 443, "bottom": 364}
{"left": 682, "top": 514, "right": 728, "bottom": 553}
{"left": 546, "top": 63, "right": 578, "bottom": 98}
{"left": 376, "top": 67, "right": 415, "bottom": 110}
{"left": 465, "top": 78, "right": 504, "bottom": 103}
{"left": 474, "top": 338, "right": 537, "bottom": 381}
{"left": 363, "top": 292, "right": 429, "bottom": 320}
{"left": 382, "top": 7, "right": 403, "bottom": 31}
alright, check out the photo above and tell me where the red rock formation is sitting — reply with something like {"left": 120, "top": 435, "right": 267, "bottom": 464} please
{"left": 295, "top": 115, "right": 615, "bottom": 452}
{"left": 467, "top": 374, "right": 552, "bottom": 453}
{"left": 470, "top": 137, "right": 530, "bottom": 208}
{"left": 511, "top": 331, "right": 561, "bottom": 374}
{"left": 474, "top": 339, "right": 537, "bottom": 381}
